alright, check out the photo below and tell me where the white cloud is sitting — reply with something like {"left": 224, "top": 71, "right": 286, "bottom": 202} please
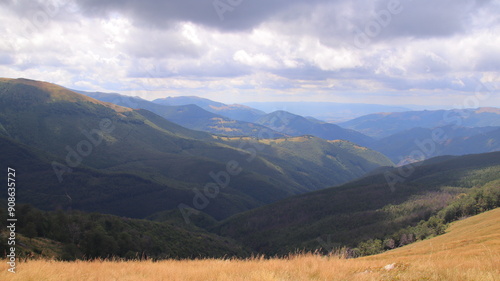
{"left": 233, "top": 50, "right": 280, "bottom": 68}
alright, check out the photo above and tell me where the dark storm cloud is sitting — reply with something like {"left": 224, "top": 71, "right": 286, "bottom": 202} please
{"left": 309, "top": 0, "right": 498, "bottom": 48}
{"left": 72, "top": 0, "right": 329, "bottom": 31}
{"left": 123, "top": 27, "right": 204, "bottom": 59}
{"left": 3, "top": 0, "right": 496, "bottom": 40}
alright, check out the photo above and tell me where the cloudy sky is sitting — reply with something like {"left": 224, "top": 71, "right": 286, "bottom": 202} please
{"left": 1, "top": 0, "right": 499, "bottom": 106}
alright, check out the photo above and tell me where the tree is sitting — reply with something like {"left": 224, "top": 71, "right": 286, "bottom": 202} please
{"left": 23, "top": 222, "right": 38, "bottom": 241}
{"left": 357, "top": 239, "right": 383, "bottom": 256}
{"left": 67, "top": 223, "right": 81, "bottom": 244}
{"left": 399, "top": 233, "right": 409, "bottom": 246}
{"left": 384, "top": 238, "right": 396, "bottom": 250}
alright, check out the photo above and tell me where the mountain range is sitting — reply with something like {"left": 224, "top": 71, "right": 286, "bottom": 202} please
{"left": 339, "top": 108, "right": 500, "bottom": 138}
{"left": 0, "top": 77, "right": 499, "bottom": 261}
{"left": 254, "top": 110, "right": 374, "bottom": 146}
{"left": 76, "top": 89, "right": 500, "bottom": 163}
{"left": 0, "top": 78, "right": 392, "bottom": 221}
{"left": 368, "top": 125, "right": 500, "bottom": 163}
{"left": 243, "top": 101, "right": 412, "bottom": 123}
{"left": 153, "top": 96, "right": 266, "bottom": 123}
{"left": 75, "top": 90, "right": 287, "bottom": 139}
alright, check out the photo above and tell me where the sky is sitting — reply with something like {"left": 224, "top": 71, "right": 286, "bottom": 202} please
{"left": 0, "top": 0, "right": 499, "bottom": 107}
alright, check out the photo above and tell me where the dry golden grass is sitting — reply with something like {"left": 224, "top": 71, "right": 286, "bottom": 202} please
{"left": 2, "top": 208, "right": 499, "bottom": 281}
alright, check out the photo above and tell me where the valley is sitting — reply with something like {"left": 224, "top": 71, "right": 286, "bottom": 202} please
{"left": 0, "top": 78, "right": 498, "bottom": 280}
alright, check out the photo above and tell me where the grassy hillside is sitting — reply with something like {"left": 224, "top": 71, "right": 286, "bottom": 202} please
{"left": 0, "top": 78, "right": 391, "bottom": 220}
{"left": 1, "top": 208, "right": 497, "bottom": 280}
{"left": 364, "top": 207, "right": 500, "bottom": 262}
{"left": 216, "top": 151, "right": 500, "bottom": 255}
{"left": 340, "top": 108, "right": 500, "bottom": 138}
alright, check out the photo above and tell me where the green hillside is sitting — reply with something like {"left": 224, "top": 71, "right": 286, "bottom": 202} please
{"left": 0, "top": 135, "right": 210, "bottom": 219}
{"left": 216, "top": 136, "right": 393, "bottom": 188}
{"left": 215, "top": 151, "right": 500, "bottom": 255}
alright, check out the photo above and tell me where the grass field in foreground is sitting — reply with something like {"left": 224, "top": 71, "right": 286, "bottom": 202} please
{"left": 1, "top": 208, "right": 499, "bottom": 281}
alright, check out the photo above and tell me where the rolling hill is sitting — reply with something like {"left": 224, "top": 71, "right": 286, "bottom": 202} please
{"left": 339, "top": 108, "right": 500, "bottom": 138}
{"left": 255, "top": 110, "right": 374, "bottom": 146}
{"left": 215, "top": 151, "right": 500, "bottom": 255}
{"left": 214, "top": 135, "right": 393, "bottom": 190}
{"left": 0, "top": 78, "right": 392, "bottom": 221}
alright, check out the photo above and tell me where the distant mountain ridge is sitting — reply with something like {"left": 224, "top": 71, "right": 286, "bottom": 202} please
{"left": 73, "top": 89, "right": 500, "bottom": 162}
{"left": 340, "top": 108, "right": 500, "bottom": 138}
{"left": 244, "top": 101, "right": 412, "bottom": 123}
{"left": 368, "top": 125, "right": 500, "bottom": 163}
{"left": 255, "top": 110, "right": 374, "bottom": 146}
{"left": 80, "top": 91, "right": 375, "bottom": 146}
{"left": 153, "top": 96, "right": 265, "bottom": 123}
{"left": 76, "top": 90, "right": 287, "bottom": 138}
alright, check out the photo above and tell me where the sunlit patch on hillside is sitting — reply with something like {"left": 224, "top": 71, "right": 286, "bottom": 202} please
{"left": 475, "top": 107, "right": 500, "bottom": 114}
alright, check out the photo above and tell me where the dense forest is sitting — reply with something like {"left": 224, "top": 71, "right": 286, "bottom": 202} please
{"left": 0, "top": 203, "right": 247, "bottom": 260}
{"left": 1, "top": 171, "right": 498, "bottom": 261}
